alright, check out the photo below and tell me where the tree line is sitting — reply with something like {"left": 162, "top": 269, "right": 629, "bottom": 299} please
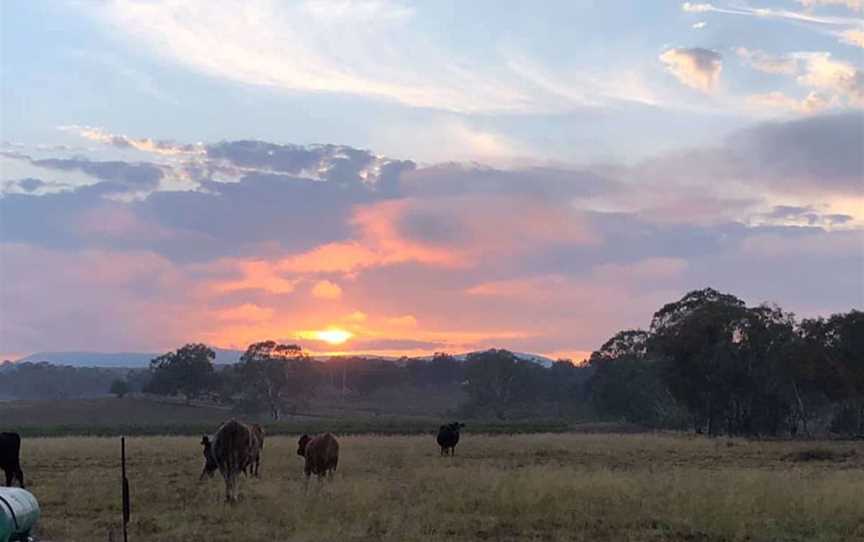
{"left": 107, "top": 287, "right": 864, "bottom": 436}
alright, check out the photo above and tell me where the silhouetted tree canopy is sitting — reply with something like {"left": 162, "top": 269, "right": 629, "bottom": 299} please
{"left": 146, "top": 343, "right": 216, "bottom": 401}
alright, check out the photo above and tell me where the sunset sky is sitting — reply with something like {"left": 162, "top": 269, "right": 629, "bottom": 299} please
{"left": 1, "top": 0, "right": 862, "bottom": 361}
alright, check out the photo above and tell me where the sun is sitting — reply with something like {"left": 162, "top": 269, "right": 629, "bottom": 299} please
{"left": 313, "top": 328, "right": 353, "bottom": 345}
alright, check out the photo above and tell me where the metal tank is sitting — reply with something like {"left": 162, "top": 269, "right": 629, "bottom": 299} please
{"left": 0, "top": 487, "right": 40, "bottom": 542}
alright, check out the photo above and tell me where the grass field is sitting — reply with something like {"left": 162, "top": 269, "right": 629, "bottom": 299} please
{"left": 20, "top": 433, "right": 864, "bottom": 542}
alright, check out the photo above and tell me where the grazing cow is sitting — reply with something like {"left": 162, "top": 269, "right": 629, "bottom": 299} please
{"left": 199, "top": 435, "right": 218, "bottom": 481}
{"left": 0, "top": 432, "right": 24, "bottom": 488}
{"left": 211, "top": 420, "right": 255, "bottom": 502}
{"left": 0, "top": 433, "right": 24, "bottom": 488}
{"left": 436, "top": 422, "right": 465, "bottom": 456}
{"left": 249, "top": 424, "right": 265, "bottom": 477}
{"left": 297, "top": 433, "right": 339, "bottom": 490}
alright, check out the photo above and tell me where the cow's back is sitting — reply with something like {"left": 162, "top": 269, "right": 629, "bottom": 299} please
{"left": 437, "top": 427, "right": 458, "bottom": 448}
{"left": 305, "top": 433, "right": 339, "bottom": 476}
{"left": 0, "top": 433, "right": 21, "bottom": 459}
{"left": 212, "top": 420, "right": 253, "bottom": 476}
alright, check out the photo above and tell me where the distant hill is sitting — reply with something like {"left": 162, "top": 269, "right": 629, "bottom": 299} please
{"left": 14, "top": 348, "right": 556, "bottom": 368}
{"left": 16, "top": 348, "right": 243, "bottom": 367}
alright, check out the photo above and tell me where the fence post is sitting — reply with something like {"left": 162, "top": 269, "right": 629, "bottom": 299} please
{"left": 121, "top": 437, "right": 130, "bottom": 542}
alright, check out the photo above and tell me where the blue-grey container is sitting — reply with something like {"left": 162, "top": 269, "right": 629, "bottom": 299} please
{"left": 0, "top": 487, "right": 40, "bottom": 542}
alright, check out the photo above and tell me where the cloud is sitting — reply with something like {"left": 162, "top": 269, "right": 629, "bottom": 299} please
{"left": 795, "top": 52, "right": 864, "bottom": 107}
{"left": 311, "top": 280, "right": 343, "bottom": 300}
{"left": 682, "top": 1, "right": 859, "bottom": 24}
{"left": 205, "top": 140, "right": 415, "bottom": 191}
{"left": 754, "top": 204, "right": 854, "bottom": 226}
{"left": 217, "top": 303, "right": 275, "bottom": 322}
{"left": 738, "top": 51, "right": 864, "bottom": 111}
{"left": 797, "top": 0, "right": 863, "bottom": 12}
{"left": 61, "top": 125, "right": 203, "bottom": 156}
{"left": 12, "top": 178, "right": 46, "bottom": 193}
{"left": 746, "top": 90, "right": 835, "bottom": 114}
{"left": 2, "top": 117, "right": 861, "bottom": 357}
{"left": 735, "top": 48, "right": 798, "bottom": 75}
{"left": 211, "top": 260, "right": 299, "bottom": 295}
{"left": 386, "top": 315, "right": 418, "bottom": 328}
{"left": 659, "top": 48, "right": 723, "bottom": 93}
{"left": 94, "top": 0, "right": 535, "bottom": 113}
{"left": 649, "top": 112, "right": 864, "bottom": 196}
{"left": 838, "top": 29, "right": 864, "bottom": 47}
{"left": 3, "top": 151, "right": 165, "bottom": 193}
{"left": 684, "top": 1, "right": 863, "bottom": 49}
{"left": 682, "top": 3, "right": 715, "bottom": 13}
{"left": 85, "top": 1, "right": 690, "bottom": 114}
{"left": 692, "top": 21, "right": 708, "bottom": 29}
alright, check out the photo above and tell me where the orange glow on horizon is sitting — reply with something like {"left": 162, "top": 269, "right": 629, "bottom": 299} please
{"left": 306, "top": 328, "right": 354, "bottom": 345}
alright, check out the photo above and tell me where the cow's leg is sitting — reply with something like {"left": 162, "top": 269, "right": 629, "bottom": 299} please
{"left": 225, "top": 473, "right": 237, "bottom": 503}
{"left": 452, "top": 446, "right": 456, "bottom": 457}
{"left": 16, "top": 468, "right": 24, "bottom": 489}
{"left": 4, "top": 468, "right": 11, "bottom": 487}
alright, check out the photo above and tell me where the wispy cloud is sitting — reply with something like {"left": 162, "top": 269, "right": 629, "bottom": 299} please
{"left": 796, "top": 0, "right": 862, "bottom": 12}
{"left": 735, "top": 48, "right": 799, "bottom": 75}
{"left": 91, "top": 1, "right": 685, "bottom": 114}
{"left": 96, "top": 0, "right": 534, "bottom": 113}
{"left": 61, "top": 125, "right": 203, "bottom": 156}
{"left": 683, "top": 1, "right": 864, "bottom": 48}
{"left": 682, "top": 1, "right": 859, "bottom": 25}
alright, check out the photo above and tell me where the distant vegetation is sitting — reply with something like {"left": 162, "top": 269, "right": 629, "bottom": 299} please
{"left": 3, "top": 288, "right": 861, "bottom": 438}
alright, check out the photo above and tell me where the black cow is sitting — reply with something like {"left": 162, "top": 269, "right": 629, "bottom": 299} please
{"left": 436, "top": 422, "right": 465, "bottom": 456}
{"left": 0, "top": 432, "right": 24, "bottom": 488}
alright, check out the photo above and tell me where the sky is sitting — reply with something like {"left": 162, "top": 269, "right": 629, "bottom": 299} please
{"left": 1, "top": 0, "right": 862, "bottom": 361}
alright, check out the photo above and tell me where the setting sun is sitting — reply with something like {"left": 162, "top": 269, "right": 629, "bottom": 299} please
{"left": 312, "top": 328, "right": 353, "bottom": 345}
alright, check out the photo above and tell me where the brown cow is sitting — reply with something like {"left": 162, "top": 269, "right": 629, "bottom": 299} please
{"left": 211, "top": 419, "right": 255, "bottom": 502}
{"left": 297, "top": 433, "right": 339, "bottom": 491}
{"left": 249, "top": 424, "right": 265, "bottom": 477}
{"left": 199, "top": 435, "right": 218, "bottom": 481}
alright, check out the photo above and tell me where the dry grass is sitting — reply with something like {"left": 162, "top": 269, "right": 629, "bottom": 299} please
{"left": 22, "top": 433, "right": 864, "bottom": 541}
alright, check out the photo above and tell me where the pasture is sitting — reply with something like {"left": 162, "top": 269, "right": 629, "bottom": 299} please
{"left": 21, "top": 433, "right": 864, "bottom": 541}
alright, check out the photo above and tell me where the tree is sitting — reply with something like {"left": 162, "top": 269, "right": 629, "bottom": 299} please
{"left": 146, "top": 343, "right": 216, "bottom": 401}
{"left": 109, "top": 379, "right": 130, "bottom": 398}
{"left": 463, "top": 349, "right": 542, "bottom": 419}
{"left": 236, "top": 341, "right": 318, "bottom": 420}
{"left": 801, "top": 310, "right": 864, "bottom": 434}
{"left": 406, "top": 352, "right": 464, "bottom": 389}
{"left": 589, "top": 330, "right": 682, "bottom": 427}
{"left": 649, "top": 288, "right": 748, "bottom": 436}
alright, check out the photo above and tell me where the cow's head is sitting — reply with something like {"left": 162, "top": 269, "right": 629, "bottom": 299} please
{"left": 449, "top": 422, "right": 465, "bottom": 431}
{"left": 297, "top": 434, "right": 311, "bottom": 457}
